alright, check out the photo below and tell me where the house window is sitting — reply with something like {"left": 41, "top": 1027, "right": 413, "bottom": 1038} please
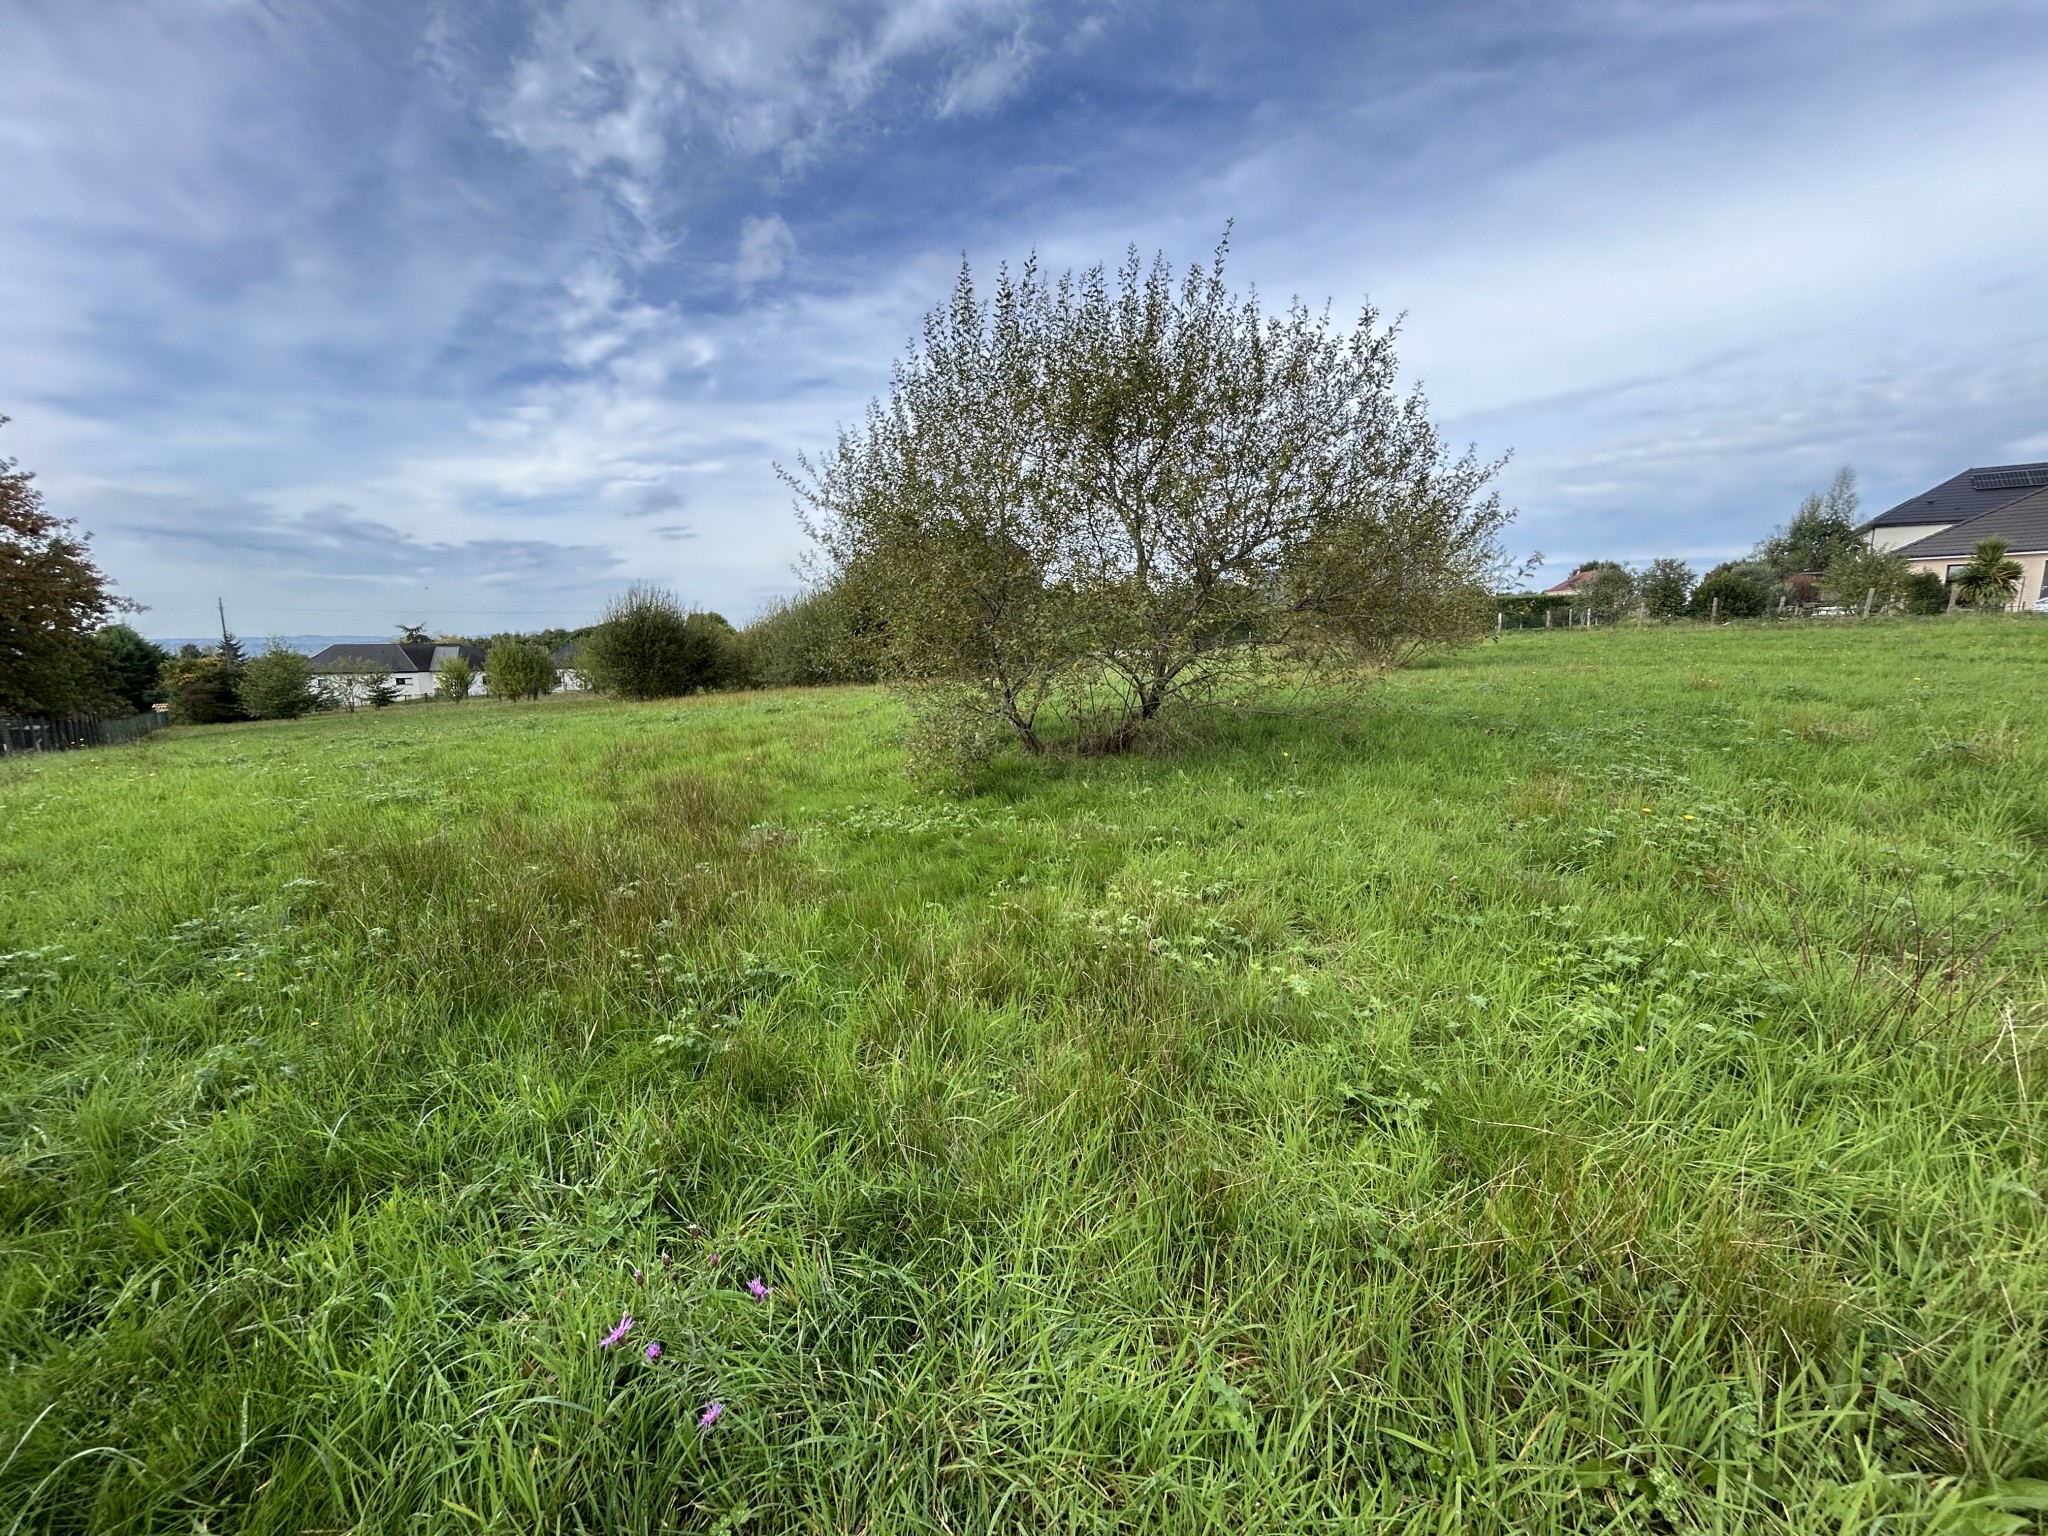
{"left": 1946, "top": 564, "right": 1968, "bottom": 583}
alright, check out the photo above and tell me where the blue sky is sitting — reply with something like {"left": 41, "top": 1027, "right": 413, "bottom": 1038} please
{"left": 3, "top": 0, "right": 2046, "bottom": 639}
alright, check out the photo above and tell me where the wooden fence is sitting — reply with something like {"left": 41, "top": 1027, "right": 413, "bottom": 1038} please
{"left": 0, "top": 712, "right": 166, "bottom": 756}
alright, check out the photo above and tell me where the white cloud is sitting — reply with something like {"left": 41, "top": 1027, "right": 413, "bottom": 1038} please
{"left": 734, "top": 213, "right": 796, "bottom": 291}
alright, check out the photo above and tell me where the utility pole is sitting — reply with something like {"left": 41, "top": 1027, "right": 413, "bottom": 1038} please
{"left": 217, "top": 597, "right": 230, "bottom": 648}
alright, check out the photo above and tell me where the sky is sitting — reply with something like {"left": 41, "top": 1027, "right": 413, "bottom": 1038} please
{"left": 3, "top": 0, "right": 2046, "bottom": 641}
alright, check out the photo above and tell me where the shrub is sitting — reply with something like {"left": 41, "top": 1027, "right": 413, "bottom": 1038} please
{"left": 788, "top": 242, "right": 1508, "bottom": 758}
{"left": 435, "top": 654, "right": 475, "bottom": 702}
{"left": 1820, "top": 545, "right": 1910, "bottom": 610}
{"left": 1903, "top": 570, "right": 1948, "bottom": 615}
{"left": 484, "top": 639, "right": 558, "bottom": 701}
{"left": 162, "top": 641, "right": 247, "bottom": 724}
{"left": 1692, "top": 563, "right": 1771, "bottom": 619}
{"left": 1640, "top": 559, "right": 1695, "bottom": 620}
{"left": 739, "top": 586, "right": 879, "bottom": 688}
{"left": 580, "top": 586, "right": 740, "bottom": 698}
{"left": 237, "top": 644, "right": 316, "bottom": 720}
{"left": 1573, "top": 562, "right": 1636, "bottom": 622}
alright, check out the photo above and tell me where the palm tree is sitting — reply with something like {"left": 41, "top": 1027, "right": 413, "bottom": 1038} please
{"left": 1952, "top": 537, "right": 2024, "bottom": 609}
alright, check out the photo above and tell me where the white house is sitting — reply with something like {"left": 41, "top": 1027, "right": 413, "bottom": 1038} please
{"left": 306, "top": 642, "right": 487, "bottom": 703}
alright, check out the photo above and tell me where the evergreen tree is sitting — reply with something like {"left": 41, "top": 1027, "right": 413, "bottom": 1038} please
{"left": 91, "top": 624, "right": 169, "bottom": 712}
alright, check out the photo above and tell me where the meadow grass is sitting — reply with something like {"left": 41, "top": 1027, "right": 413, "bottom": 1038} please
{"left": 2, "top": 618, "right": 2045, "bottom": 1534}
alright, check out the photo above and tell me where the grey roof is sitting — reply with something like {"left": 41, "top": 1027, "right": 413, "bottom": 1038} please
{"left": 306, "top": 642, "right": 484, "bottom": 673}
{"left": 1892, "top": 486, "right": 2048, "bottom": 560}
{"left": 1862, "top": 462, "right": 2048, "bottom": 530}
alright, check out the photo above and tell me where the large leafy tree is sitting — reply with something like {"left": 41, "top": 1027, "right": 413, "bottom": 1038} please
{"left": 1, "top": 418, "right": 136, "bottom": 716}
{"left": 788, "top": 242, "right": 1508, "bottom": 758}
{"left": 1756, "top": 467, "right": 1863, "bottom": 578}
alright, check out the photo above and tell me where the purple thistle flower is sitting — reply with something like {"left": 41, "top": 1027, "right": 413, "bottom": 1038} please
{"left": 643, "top": 1341, "right": 662, "bottom": 1362}
{"left": 698, "top": 1400, "right": 724, "bottom": 1429}
{"left": 632, "top": 1267, "right": 644, "bottom": 1284}
{"left": 746, "top": 1277, "right": 772, "bottom": 1300}
{"left": 599, "top": 1312, "right": 635, "bottom": 1348}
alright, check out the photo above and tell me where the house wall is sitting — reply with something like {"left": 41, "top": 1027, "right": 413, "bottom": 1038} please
{"left": 1870, "top": 523, "right": 1954, "bottom": 552}
{"left": 1903, "top": 550, "right": 2048, "bottom": 611}
{"left": 312, "top": 669, "right": 483, "bottom": 702}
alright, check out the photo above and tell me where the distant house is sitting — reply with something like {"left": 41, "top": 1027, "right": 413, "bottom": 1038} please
{"left": 306, "top": 642, "right": 486, "bottom": 702}
{"left": 1542, "top": 568, "right": 1602, "bottom": 595}
{"left": 1862, "top": 463, "right": 2048, "bottom": 610}
{"left": 550, "top": 641, "right": 590, "bottom": 692}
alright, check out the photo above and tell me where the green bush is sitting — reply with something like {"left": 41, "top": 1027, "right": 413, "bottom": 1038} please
{"left": 581, "top": 586, "right": 742, "bottom": 699}
{"left": 1903, "top": 569, "right": 1949, "bottom": 615}
{"left": 1820, "top": 546, "right": 1910, "bottom": 610}
{"left": 1691, "top": 562, "right": 1771, "bottom": 619}
{"left": 1640, "top": 559, "right": 1695, "bottom": 619}
{"left": 162, "top": 640, "right": 247, "bottom": 724}
{"left": 483, "top": 639, "right": 558, "bottom": 701}
{"left": 237, "top": 645, "right": 317, "bottom": 720}
{"left": 739, "top": 586, "right": 879, "bottom": 687}
{"left": 435, "top": 655, "right": 475, "bottom": 702}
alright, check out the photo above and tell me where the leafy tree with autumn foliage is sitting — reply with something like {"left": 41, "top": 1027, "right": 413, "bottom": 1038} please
{"left": 1, "top": 417, "right": 136, "bottom": 716}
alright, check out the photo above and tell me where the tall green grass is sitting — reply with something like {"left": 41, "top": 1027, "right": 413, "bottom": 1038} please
{"left": 2, "top": 619, "right": 2044, "bottom": 1533}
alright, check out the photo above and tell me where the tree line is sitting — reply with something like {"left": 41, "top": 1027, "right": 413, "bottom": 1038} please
{"left": 1510, "top": 468, "right": 2031, "bottom": 624}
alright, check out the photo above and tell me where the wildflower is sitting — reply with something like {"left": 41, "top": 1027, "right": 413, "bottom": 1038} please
{"left": 599, "top": 1312, "right": 635, "bottom": 1348}
{"left": 644, "top": 1342, "right": 662, "bottom": 1362}
{"left": 632, "top": 1267, "right": 644, "bottom": 1284}
{"left": 698, "top": 1400, "right": 724, "bottom": 1429}
{"left": 747, "top": 1277, "right": 772, "bottom": 1300}
{"left": 1682, "top": 814, "right": 1695, "bottom": 821}
{"left": 708, "top": 1252, "right": 720, "bottom": 1266}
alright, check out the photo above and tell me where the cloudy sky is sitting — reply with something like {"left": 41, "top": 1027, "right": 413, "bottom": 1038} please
{"left": 4, "top": 0, "right": 2046, "bottom": 639}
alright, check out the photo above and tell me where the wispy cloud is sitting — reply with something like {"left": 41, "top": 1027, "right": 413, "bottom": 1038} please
{"left": 1, "top": 0, "right": 2045, "bottom": 631}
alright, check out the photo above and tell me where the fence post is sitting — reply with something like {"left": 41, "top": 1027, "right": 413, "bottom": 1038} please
{"left": 1496, "top": 611, "right": 1503, "bottom": 633}
{"left": 1710, "top": 595, "right": 1719, "bottom": 623}
{"left": 1863, "top": 586, "right": 1876, "bottom": 618}
{"left": 1544, "top": 608, "right": 1552, "bottom": 630}
{"left": 1948, "top": 582, "right": 1960, "bottom": 612}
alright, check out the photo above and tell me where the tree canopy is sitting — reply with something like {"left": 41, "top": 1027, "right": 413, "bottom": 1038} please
{"left": 788, "top": 243, "right": 1508, "bottom": 759}
{"left": 1, "top": 418, "right": 136, "bottom": 716}
{"left": 1756, "top": 468, "right": 1862, "bottom": 578}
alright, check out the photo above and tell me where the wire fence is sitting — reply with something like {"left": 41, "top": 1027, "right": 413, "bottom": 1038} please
{"left": 0, "top": 712, "right": 166, "bottom": 757}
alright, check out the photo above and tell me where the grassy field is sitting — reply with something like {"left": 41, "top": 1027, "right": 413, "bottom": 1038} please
{"left": 3, "top": 619, "right": 2045, "bottom": 1534}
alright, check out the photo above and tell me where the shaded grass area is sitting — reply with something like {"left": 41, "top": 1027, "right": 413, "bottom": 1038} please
{"left": 2, "top": 619, "right": 2045, "bottom": 1533}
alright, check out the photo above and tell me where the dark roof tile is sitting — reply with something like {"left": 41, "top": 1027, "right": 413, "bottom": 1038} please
{"left": 1863, "top": 462, "right": 2048, "bottom": 529}
{"left": 1892, "top": 486, "right": 2048, "bottom": 560}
